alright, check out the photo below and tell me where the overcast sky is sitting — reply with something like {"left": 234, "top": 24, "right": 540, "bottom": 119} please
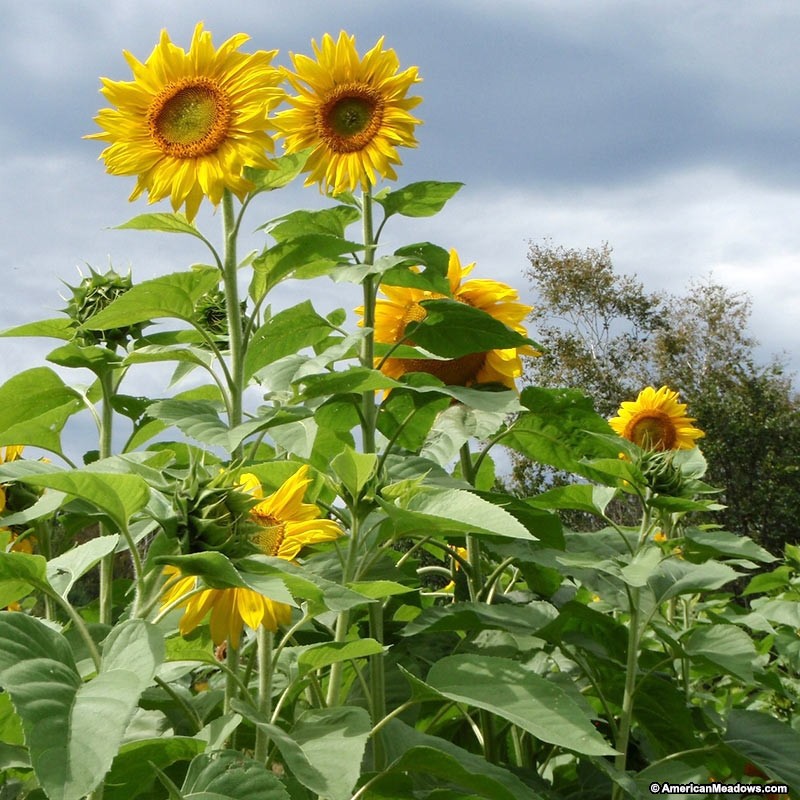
{"left": 1, "top": 1, "right": 799, "bottom": 459}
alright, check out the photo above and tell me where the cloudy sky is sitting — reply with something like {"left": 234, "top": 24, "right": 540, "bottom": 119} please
{"left": 1, "top": 1, "right": 799, "bottom": 459}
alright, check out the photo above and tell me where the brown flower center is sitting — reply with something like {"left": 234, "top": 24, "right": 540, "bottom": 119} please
{"left": 147, "top": 77, "right": 232, "bottom": 158}
{"left": 625, "top": 411, "right": 677, "bottom": 451}
{"left": 251, "top": 512, "right": 285, "bottom": 556}
{"left": 317, "top": 83, "right": 385, "bottom": 153}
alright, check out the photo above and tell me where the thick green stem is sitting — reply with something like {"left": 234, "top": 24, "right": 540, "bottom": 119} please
{"left": 224, "top": 644, "right": 241, "bottom": 717}
{"left": 254, "top": 627, "right": 273, "bottom": 763}
{"left": 98, "top": 370, "right": 116, "bottom": 626}
{"left": 221, "top": 190, "right": 245, "bottom": 456}
{"left": 613, "top": 587, "right": 641, "bottom": 799}
{"left": 368, "top": 602, "right": 387, "bottom": 770}
{"left": 359, "top": 186, "right": 378, "bottom": 454}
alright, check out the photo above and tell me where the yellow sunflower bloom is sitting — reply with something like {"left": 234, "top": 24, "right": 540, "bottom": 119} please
{"left": 87, "top": 23, "right": 282, "bottom": 221}
{"left": 363, "top": 249, "right": 536, "bottom": 388}
{"left": 609, "top": 386, "right": 705, "bottom": 451}
{"left": 161, "top": 465, "right": 342, "bottom": 649}
{"left": 274, "top": 31, "right": 422, "bottom": 194}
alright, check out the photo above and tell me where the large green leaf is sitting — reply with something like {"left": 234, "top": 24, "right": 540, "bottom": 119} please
{"left": 405, "top": 299, "right": 535, "bottom": 358}
{"left": 380, "top": 718, "right": 539, "bottom": 800}
{"left": 379, "top": 486, "right": 535, "bottom": 541}
{"left": 425, "top": 655, "right": 616, "bottom": 756}
{"left": 0, "top": 367, "right": 81, "bottom": 453}
{"left": 244, "top": 301, "right": 334, "bottom": 381}
{"left": 46, "top": 535, "right": 120, "bottom": 599}
{"left": 684, "top": 624, "right": 758, "bottom": 683}
{"left": 18, "top": 471, "right": 150, "bottom": 533}
{"left": 501, "top": 387, "right": 618, "bottom": 480}
{"left": 180, "top": 750, "right": 290, "bottom": 799}
{"left": 0, "top": 615, "right": 164, "bottom": 800}
{"left": 263, "top": 206, "right": 360, "bottom": 241}
{"left": 0, "top": 317, "right": 76, "bottom": 341}
{"left": 403, "top": 601, "right": 558, "bottom": 637}
{"left": 0, "top": 551, "right": 48, "bottom": 607}
{"left": 104, "top": 738, "right": 205, "bottom": 800}
{"left": 377, "top": 181, "right": 464, "bottom": 218}
{"left": 725, "top": 709, "right": 800, "bottom": 792}
{"left": 244, "top": 149, "right": 310, "bottom": 192}
{"left": 648, "top": 558, "right": 739, "bottom": 603}
{"left": 84, "top": 267, "right": 221, "bottom": 329}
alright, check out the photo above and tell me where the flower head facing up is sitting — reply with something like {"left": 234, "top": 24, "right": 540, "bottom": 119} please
{"left": 364, "top": 249, "right": 535, "bottom": 389}
{"left": 275, "top": 31, "right": 422, "bottom": 194}
{"left": 609, "top": 386, "right": 705, "bottom": 451}
{"left": 88, "top": 23, "right": 282, "bottom": 221}
{"left": 161, "top": 465, "right": 342, "bottom": 649}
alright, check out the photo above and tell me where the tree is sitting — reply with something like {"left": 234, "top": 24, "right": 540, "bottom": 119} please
{"left": 509, "top": 240, "right": 800, "bottom": 552}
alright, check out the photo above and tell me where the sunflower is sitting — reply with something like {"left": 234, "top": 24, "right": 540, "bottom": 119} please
{"left": 87, "top": 23, "right": 282, "bottom": 221}
{"left": 161, "top": 465, "right": 342, "bottom": 649}
{"left": 364, "top": 249, "right": 536, "bottom": 388}
{"left": 274, "top": 31, "right": 421, "bottom": 194}
{"left": 609, "top": 386, "right": 705, "bottom": 451}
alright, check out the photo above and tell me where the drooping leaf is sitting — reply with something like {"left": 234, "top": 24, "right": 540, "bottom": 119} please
{"left": 46, "top": 535, "right": 120, "bottom": 599}
{"left": 725, "top": 709, "right": 800, "bottom": 792}
{"left": 0, "top": 367, "right": 81, "bottom": 453}
{"left": 379, "top": 486, "right": 535, "bottom": 541}
{"left": 244, "top": 301, "right": 334, "bottom": 381}
{"left": 683, "top": 624, "right": 758, "bottom": 683}
{"left": 0, "top": 317, "right": 76, "bottom": 341}
{"left": 180, "top": 750, "right": 290, "bottom": 799}
{"left": 0, "top": 552, "right": 48, "bottom": 607}
{"left": 403, "top": 601, "right": 558, "bottom": 637}
{"left": 425, "top": 654, "right": 616, "bottom": 756}
{"left": 377, "top": 181, "right": 464, "bottom": 218}
{"left": 405, "top": 299, "right": 536, "bottom": 358}
{"left": 244, "top": 149, "right": 310, "bottom": 192}
{"left": 115, "top": 212, "right": 208, "bottom": 240}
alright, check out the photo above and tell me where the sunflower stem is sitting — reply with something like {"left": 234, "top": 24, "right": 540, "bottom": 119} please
{"left": 254, "top": 627, "right": 273, "bottom": 763}
{"left": 224, "top": 643, "right": 241, "bottom": 717}
{"left": 359, "top": 185, "right": 378, "bottom": 454}
{"left": 98, "top": 369, "right": 116, "bottom": 626}
{"left": 221, "top": 190, "right": 245, "bottom": 458}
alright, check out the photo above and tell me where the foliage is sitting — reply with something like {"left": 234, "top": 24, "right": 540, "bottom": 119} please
{"left": 511, "top": 241, "right": 800, "bottom": 551}
{"left": 0, "top": 27, "right": 797, "bottom": 800}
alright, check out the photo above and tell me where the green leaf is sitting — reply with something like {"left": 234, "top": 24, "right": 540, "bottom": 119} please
{"left": 18, "top": 471, "right": 150, "bottom": 533}
{"left": 380, "top": 718, "right": 542, "bottom": 800}
{"left": 725, "top": 709, "right": 800, "bottom": 792}
{"left": 46, "top": 535, "right": 120, "bottom": 599}
{"left": 405, "top": 299, "right": 535, "bottom": 358}
{"left": 501, "top": 387, "right": 618, "bottom": 480}
{"left": 296, "top": 640, "right": 385, "bottom": 676}
{"left": 742, "top": 565, "right": 793, "bottom": 595}
{"left": 648, "top": 558, "right": 739, "bottom": 603}
{"left": 403, "top": 601, "right": 558, "bottom": 637}
{"left": 115, "top": 212, "right": 208, "bottom": 241}
{"left": 181, "top": 750, "right": 290, "bottom": 799}
{"left": 330, "top": 448, "right": 377, "bottom": 498}
{"left": 528, "top": 484, "right": 618, "bottom": 517}
{"left": 0, "top": 552, "right": 48, "bottom": 607}
{"left": 104, "top": 738, "right": 206, "bottom": 800}
{"left": 244, "top": 301, "right": 334, "bottom": 382}
{"left": 84, "top": 267, "right": 221, "bottom": 330}
{"left": 251, "top": 234, "right": 361, "bottom": 300}
{"left": 146, "top": 399, "right": 228, "bottom": 445}
{"left": 0, "top": 367, "right": 81, "bottom": 453}
{"left": 425, "top": 655, "right": 617, "bottom": 756}
{"left": 0, "top": 614, "right": 163, "bottom": 800}
{"left": 244, "top": 149, "right": 310, "bottom": 192}
{"left": 263, "top": 206, "right": 360, "bottom": 241}
{"left": 46, "top": 343, "right": 122, "bottom": 376}
{"left": 379, "top": 486, "right": 535, "bottom": 541}
{"left": 377, "top": 181, "right": 463, "bottom": 218}
{"left": 683, "top": 528, "right": 776, "bottom": 564}
{"left": 684, "top": 624, "right": 757, "bottom": 683}
{"left": 298, "top": 367, "right": 401, "bottom": 399}
{"left": 0, "top": 317, "right": 76, "bottom": 341}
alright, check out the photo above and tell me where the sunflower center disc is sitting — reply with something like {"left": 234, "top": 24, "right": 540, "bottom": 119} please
{"left": 148, "top": 78, "right": 232, "bottom": 158}
{"left": 319, "top": 85, "right": 384, "bottom": 153}
{"left": 627, "top": 411, "right": 677, "bottom": 450}
{"left": 251, "top": 514, "right": 286, "bottom": 556}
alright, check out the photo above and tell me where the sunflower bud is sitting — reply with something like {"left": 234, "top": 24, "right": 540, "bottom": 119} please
{"left": 193, "top": 289, "right": 246, "bottom": 349}
{"left": 171, "top": 465, "right": 260, "bottom": 558}
{"left": 639, "top": 450, "right": 685, "bottom": 496}
{"left": 63, "top": 266, "right": 143, "bottom": 347}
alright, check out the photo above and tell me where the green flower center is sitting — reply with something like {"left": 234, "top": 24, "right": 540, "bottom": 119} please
{"left": 148, "top": 77, "right": 232, "bottom": 158}
{"left": 318, "top": 83, "right": 384, "bottom": 153}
